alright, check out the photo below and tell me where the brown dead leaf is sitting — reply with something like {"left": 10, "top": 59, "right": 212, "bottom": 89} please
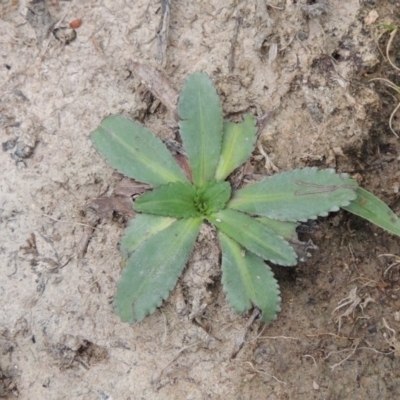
{"left": 130, "top": 62, "right": 179, "bottom": 120}
{"left": 365, "top": 10, "right": 379, "bottom": 25}
{"left": 90, "top": 196, "right": 135, "bottom": 220}
{"left": 90, "top": 179, "right": 152, "bottom": 220}
{"left": 173, "top": 154, "right": 192, "bottom": 181}
{"left": 114, "top": 178, "right": 152, "bottom": 198}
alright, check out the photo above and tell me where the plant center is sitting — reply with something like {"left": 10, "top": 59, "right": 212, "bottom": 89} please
{"left": 193, "top": 193, "right": 209, "bottom": 214}
{"left": 192, "top": 180, "right": 232, "bottom": 216}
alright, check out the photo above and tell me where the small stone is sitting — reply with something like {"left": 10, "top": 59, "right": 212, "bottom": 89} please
{"left": 2, "top": 139, "right": 17, "bottom": 151}
{"left": 16, "top": 160, "right": 26, "bottom": 170}
{"left": 13, "top": 141, "right": 35, "bottom": 158}
{"left": 365, "top": 10, "right": 379, "bottom": 25}
{"left": 53, "top": 27, "right": 77, "bottom": 45}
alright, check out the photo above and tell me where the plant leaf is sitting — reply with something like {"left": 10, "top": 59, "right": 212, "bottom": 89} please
{"left": 134, "top": 182, "right": 200, "bottom": 218}
{"left": 219, "top": 232, "right": 281, "bottom": 322}
{"left": 208, "top": 209, "right": 297, "bottom": 266}
{"left": 91, "top": 115, "right": 188, "bottom": 186}
{"left": 215, "top": 114, "right": 257, "bottom": 181}
{"left": 120, "top": 214, "right": 176, "bottom": 265}
{"left": 257, "top": 217, "right": 299, "bottom": 240}
{"left": 178, "top": 73, "right": 223, "bottom": 187}
{"left": 115, "top": 217, "right": 202, "bottom": 323}
{"left": 229, "top": 167, "right": 358, "bottom": 222}
{"left": 343, "top": 187, "right": 400, "bottom": 237}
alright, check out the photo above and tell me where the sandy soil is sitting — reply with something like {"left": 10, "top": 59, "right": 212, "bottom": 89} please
{"left": 1, "top": 0, "right": 400, "bottom": 399}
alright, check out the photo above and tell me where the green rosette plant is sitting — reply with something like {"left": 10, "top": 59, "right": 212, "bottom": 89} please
{"left": 90, "top": 72, "right": 400, "bottom": 324}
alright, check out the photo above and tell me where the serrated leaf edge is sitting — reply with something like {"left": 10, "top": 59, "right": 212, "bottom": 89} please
{"left": 219, "top": 232, "right": 282, "bottom": 322}
{"left": 178, "top": 72, "right": 223, "bottom": 187}
{"left": 209, "top": 210, "right": 298, "bottom": 266}
{"left": 114, "top": 218, "right": 202, "bottom": 323}
{"left": 228, "top": 167, "right": 358, "bottom": 222}
{"left": 92, "top": 116, "right": 188, "bottom": 185}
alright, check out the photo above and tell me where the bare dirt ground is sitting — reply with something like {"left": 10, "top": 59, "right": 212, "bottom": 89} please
{"left": 1, "top": 0, "right": 400, "bottom": 399}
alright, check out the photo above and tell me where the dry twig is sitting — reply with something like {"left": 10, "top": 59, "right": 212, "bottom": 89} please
{"left": 130, "top": 61, "right": 179, "bottom": 119}
{"left": 228, "top": 17, "right": 242, "bottom": 73}
{"left": 369, "top": 78, "right": 400, "bottom": 138}
{"left": 230, "top": 308, "right": 260, "bottom": 359}
{"left": 243, "top": 361, "right": 286, "bottom": 385}
{"left": 156, "top": 0, "right": 171, "bottom": 66}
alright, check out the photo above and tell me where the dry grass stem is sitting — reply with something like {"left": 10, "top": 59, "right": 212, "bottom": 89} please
{"left": 332, "top": 287, "right": 361, "bottom": 332}
{"left": 243, "top": 361, "right": 287, "bottom": 385}
{"left": 369, "top": 78, "right": 400, "bottom": 138}
{"left": 257, "top": 143, "right": 279, "bottom": 173}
